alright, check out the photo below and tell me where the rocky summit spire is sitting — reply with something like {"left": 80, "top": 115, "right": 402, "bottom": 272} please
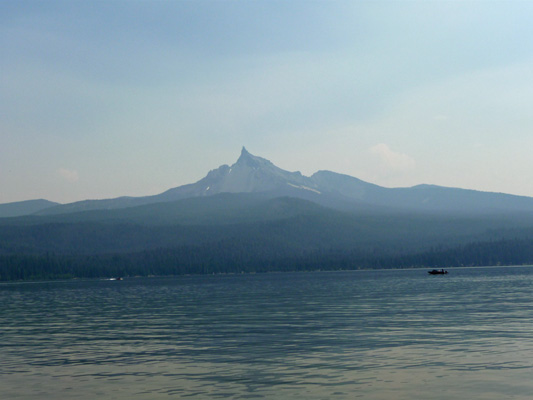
{"left": 238, "top": 146, "right": 250, "bottom": 160}
{"left": 236, "top": 146, "right": 257, "bottom": 166}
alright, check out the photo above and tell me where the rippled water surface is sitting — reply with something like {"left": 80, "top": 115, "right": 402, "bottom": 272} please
{"left": 2, "top": 267, "right": 533, "bottom": 399}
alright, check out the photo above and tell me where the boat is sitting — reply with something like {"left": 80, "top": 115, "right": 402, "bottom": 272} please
{"left": 428, "top": 269, "right": 448, "bottom": 275}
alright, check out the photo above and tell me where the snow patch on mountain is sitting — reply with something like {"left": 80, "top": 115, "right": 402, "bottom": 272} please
{"left": 287, "top": 183, "right": 321, "bottom": 194}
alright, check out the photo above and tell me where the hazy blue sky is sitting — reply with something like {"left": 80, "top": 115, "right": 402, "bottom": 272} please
{"left": 2, "top": 1, "right": 533, "bottom": 204}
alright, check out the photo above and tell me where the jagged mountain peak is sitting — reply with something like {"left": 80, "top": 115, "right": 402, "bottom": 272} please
{"left": 240, "top": 146, "right": 250, "bottom": 157}
{"left": 235, "top": 146, "right": 274, "bottom": 169}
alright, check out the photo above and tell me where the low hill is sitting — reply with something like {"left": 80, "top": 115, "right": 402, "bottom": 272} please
{"left": 0, "top": 199, "right": 59, "bottom": 218}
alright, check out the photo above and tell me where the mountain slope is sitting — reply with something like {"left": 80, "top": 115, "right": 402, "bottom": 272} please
{"left": 312, "top": 171, "right": 533, "bottom": 214}
{"left": 5, "top": 193, "right": 326, "bottom": 227}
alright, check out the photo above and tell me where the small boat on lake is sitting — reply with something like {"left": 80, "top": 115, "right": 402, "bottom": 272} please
{"left": 428, "top": 269, "right": 448, "bottom": 275}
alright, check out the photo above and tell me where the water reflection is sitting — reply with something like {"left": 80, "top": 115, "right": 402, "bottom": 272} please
{"left": 2, "top": 267, "right": 533, "bottom": 399}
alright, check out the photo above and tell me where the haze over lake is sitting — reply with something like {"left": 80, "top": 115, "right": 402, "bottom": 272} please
{"left": 2, "top": 266, "right": 533, "bottom": 399}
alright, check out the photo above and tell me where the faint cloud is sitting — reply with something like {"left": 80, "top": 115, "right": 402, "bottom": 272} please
{"left": 58, "top": 168, "right": 79, "bottom": 183}
{"left": 370, "top": 143, "right": 415, "bottom": 172}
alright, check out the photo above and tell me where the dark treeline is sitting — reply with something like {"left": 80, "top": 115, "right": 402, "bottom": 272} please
{"left": 2, "top": 237, "right": 533, "bottom": 281}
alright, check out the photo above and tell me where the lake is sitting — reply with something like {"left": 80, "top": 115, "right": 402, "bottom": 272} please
{"left": 2, "top": 266, "right": 533, "bottom": 399}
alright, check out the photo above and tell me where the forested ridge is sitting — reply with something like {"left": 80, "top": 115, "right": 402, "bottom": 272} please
{"left": 2, "top": 195, "right": 533, "bottom": 281}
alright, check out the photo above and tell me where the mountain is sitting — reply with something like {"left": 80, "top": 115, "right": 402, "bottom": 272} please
{"left": 158, "top": 147, "right": 320, "bottom": 198}
{"left": 5, "top": 146, "right": 533, "bottom": 217}
{"left": 5, "top": 148, "right": 533, "bottom": 280}
{"left": 0, "top": 199, "right": 59, "bottom": 218}
{"left": 34, "top": 147, "right": 332, "bottom": 216}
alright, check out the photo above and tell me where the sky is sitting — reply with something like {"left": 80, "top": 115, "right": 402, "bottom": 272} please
{"left": 2, "top": 1, "right": 533, "bottom": 204}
